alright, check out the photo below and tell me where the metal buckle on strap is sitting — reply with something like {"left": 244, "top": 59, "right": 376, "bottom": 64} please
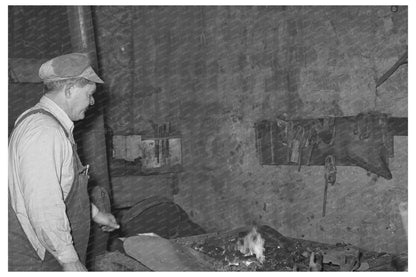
{"left": 80, "top": 164, "right": 90, "bottom": 177}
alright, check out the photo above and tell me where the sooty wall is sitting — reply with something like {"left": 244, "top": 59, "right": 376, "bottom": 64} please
{"left": 94, "top": 6, "right": 407, "bottom": 254}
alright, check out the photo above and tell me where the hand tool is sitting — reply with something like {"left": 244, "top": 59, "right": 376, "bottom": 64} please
{"left": 290, "top": 125, "right": 304, "bottom": 164}
{"left": 306, "top": 128, "right": 318, "bottom": 166}
{"left": 166, "top": 122, "right": 170, "bottom": 159}
{"left": 323, "top": 155, "right": 336, "bottom": 217}
{"left": 155, "top": 124, "right": 160, "bottom": 164}
{"left": 295, "top": 126, "right": 305, "bottom": 171}
{"left": 322, "top": 178, "right": 328, "bottom": 217}
{"left": 286, "top": 122, "right": 294, "bottom": 163}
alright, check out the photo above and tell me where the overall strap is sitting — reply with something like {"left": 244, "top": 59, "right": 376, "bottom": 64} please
{"left": 14, "top": 109, "right": 69, "bottom": 139}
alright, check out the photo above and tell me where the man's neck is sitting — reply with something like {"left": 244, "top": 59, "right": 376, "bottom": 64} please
{"left": 44, "top": 92, "right": 69, "bottom": 116}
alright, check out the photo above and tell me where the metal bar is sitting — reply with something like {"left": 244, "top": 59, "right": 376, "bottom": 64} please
{"left": 376, "top": 51, "right": 408, "bottom": 88}
{"left": 322, "top": 179, "right": 328, "bottom": 217}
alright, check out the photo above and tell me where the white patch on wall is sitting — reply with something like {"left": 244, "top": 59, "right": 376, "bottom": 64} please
{"left": 112, "top": 135, "right": 182, "bottom": 170}
{"left": 139, "top": 138, "right": 182, "bottom": 169}
{"left": 112, "top": 135, "right": 142, "bottom": 162}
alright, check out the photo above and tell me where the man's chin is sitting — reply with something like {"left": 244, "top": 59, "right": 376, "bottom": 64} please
{"left": 74, "top": 113, "right": 86, "bottom": 121}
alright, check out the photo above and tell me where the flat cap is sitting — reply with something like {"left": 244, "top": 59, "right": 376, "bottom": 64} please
{"left": 39, "top": 53, "right": 104, "bottom": 83}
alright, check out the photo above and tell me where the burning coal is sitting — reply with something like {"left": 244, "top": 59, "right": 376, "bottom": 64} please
{"left": 237, "top": 226, "right": 265, "bottom": 263}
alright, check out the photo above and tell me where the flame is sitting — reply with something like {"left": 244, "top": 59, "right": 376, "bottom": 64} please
{"left": 237, "top": 226, "right": 265, "bottom": 263}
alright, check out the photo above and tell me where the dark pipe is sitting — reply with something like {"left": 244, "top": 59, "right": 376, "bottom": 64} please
{"left": 67, "top": 6, "right": 111, "bottom": 263}
{"left": 67, "top": 7, "right": 97, "bottom": 66}
{"left": 67, "top": 6, "right": 110, "bottom": 193}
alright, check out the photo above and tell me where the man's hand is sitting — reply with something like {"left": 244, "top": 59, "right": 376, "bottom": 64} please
{"left": 62, "top": 260, "right": 87, "bottom": 271}
{"left": 92, "top": 211, "right": 120, "bottom": 232}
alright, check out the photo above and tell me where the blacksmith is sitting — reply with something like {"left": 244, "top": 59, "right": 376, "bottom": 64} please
{"left": 9, "top": 53, "right": 119, "bottom": 271}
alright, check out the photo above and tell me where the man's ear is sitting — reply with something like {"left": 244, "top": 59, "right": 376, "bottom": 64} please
{"left": 64, "top": 83, "right": 74, "bottom": 98}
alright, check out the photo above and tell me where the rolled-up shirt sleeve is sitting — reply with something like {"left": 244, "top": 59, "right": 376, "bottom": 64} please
{"left": 19, "top": 125, "right": 79, "bottom": 264}
{"left": 91, "top": 203, "right": 99, "bottom": 218}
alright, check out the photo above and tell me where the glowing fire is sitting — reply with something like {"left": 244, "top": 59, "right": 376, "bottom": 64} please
{"left": 237, "top": 226, "right": 265, "bottom": 263}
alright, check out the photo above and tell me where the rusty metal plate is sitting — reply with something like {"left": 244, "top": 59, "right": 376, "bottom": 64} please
{"left": 123, "top": 235, "right": 215, "bottom": 271}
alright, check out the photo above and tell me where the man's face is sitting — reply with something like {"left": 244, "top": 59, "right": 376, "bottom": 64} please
{"left": 67, "top": 83, "right": 96, "bottom": 121}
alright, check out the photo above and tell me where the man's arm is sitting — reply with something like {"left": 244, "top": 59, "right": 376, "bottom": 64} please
{"left": 91, "top": 203, "right": 120, "bottom": 232}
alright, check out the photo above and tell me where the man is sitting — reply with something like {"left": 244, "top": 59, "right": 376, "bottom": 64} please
{"left": 9, "top": 53, "right": 119, "bottom": 271}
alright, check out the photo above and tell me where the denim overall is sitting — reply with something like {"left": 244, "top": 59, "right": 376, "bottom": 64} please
{"left": 8, "top": 109, "right": 91, "bottom": 271}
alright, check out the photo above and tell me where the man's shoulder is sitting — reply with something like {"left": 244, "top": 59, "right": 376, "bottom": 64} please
{"left": 22, "top": 110, "right": 61, "bottom": 127}
{"left": 16, "top": 111, "right": 67, "bottom": 138}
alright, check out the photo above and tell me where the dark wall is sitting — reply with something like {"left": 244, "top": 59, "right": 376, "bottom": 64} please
{"left": 8, "top": 6, "right": 72, "bottom": 132}
{"left": 9, "top": 6, "right": 72, "bottom": 59}
{"left": 93, "top": 6, "right": 407, "bottom": 253}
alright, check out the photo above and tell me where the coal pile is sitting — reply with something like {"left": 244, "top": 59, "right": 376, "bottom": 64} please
{"left": 182, "top": 225, "right": 402, "bottom": 271}
{"left": 188, "top": 225, "right": 324, "bottom": 271}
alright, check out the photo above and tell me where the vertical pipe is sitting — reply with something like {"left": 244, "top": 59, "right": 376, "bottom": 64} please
{"left": 67, "top": 6, "right": 111, "bottom": 195}
{"left": 67, "top": 7, "right": 97, "bottom": 66}
{"left": 67, "top": 6, "right": 111, "bottom": 263}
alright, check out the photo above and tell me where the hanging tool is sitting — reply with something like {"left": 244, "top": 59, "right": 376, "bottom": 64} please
{"left": 286, "top": 122, "right": 294, "bottom": 163}
{"left": 322, "top": 179, "right": 329, "bottom": 217}
{"left": 323, "top": 155, "right": 337, "bottom": 217}
{"left": 166, "top": 122, "right": 170, "bottom": 160}
{"left": 305, "top": 128, "right": 318, "bottom": 166}
{"left": 297, "top": 133, "right": 305, "bottom": 171}
{"left": 353, "top": 113, "right": 372, "bottom": 140}
{"left": 155, "top": 124, "right": 160, "bottom": 164}
{"left": 315, "top": 117, "right": 336, "bottom": 145}
{"left": 290, "top": 125, "right": 304, "bottom": 165}
{"left": 276, "top": 118, "right": 289, "bottom": 146}
{"left": 297, "top": 126, "right": 307, "bottom": 172}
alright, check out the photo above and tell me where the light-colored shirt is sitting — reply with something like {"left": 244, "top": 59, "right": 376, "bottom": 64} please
{"left": 9, "top": 96, "right": 98, "bottom": 264}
